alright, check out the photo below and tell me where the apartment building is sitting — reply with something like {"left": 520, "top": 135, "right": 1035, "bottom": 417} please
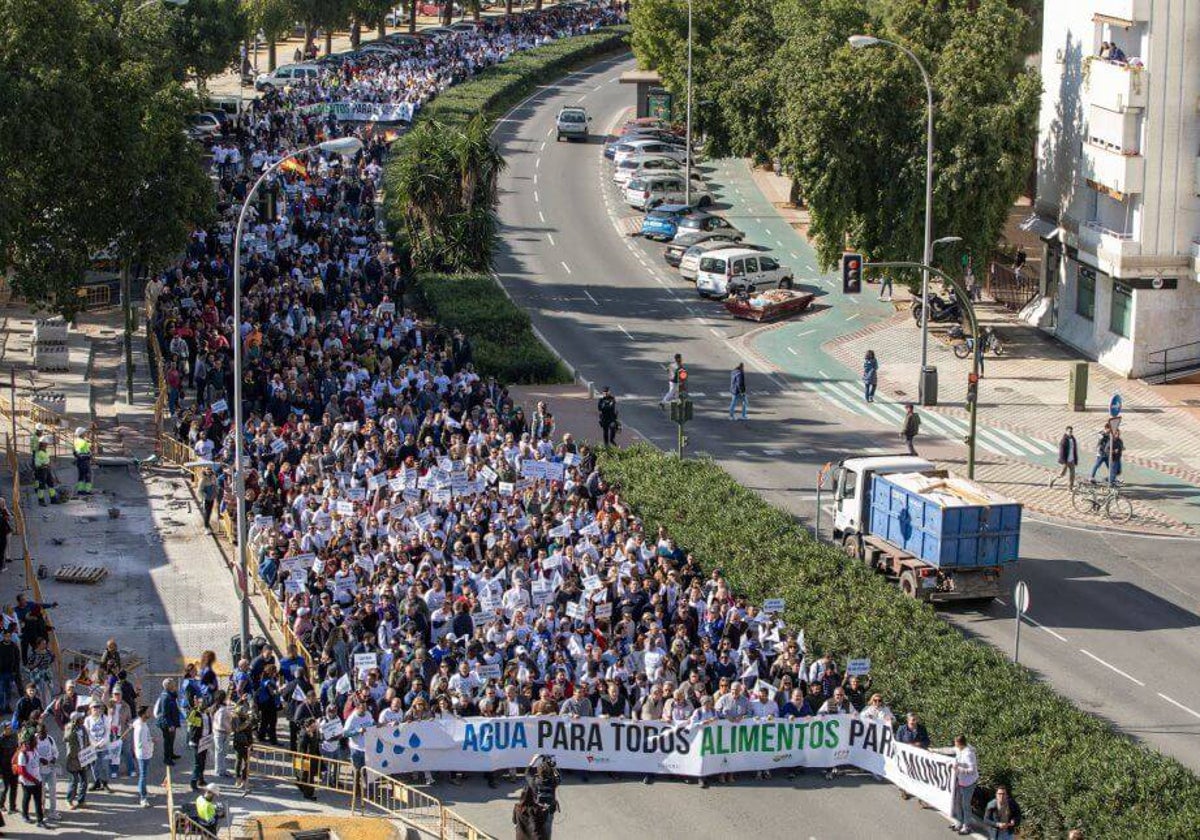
{"left": 1034, "top": 0, "right": 1200, "bottom": 380}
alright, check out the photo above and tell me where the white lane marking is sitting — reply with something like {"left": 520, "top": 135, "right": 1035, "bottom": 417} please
{"left": 577, "top": 95, "right": 588, "bottom": 102}
{"left": 787, "top": 347, "right": 797, "bottom": 355}
{"left": 547, "top": 128, "right": 553, "bottom": 137}
{"left": 790, "top": 253, "right": 799, "bottom": 259}
{"left": 1021, "top": 613, "right": 1069, "bottom": 643}
{"left": 989, "top": 426, "right": 1043, "bottom": 457}
{"left": 1080, "top": 649, "right": 1145, "bottom": 686}
{"left": 617, "top": 324, "right": 634, "bottom": 341}
{"left": 709, "top": 328, "right": 721, "bottom": 337}
{"left": 534, "top": 190, "right": 540, "bottom": 203}
{"left": 775, "top": 239, "right": 783, "bottom": 246}
{"left": 846, "top": 313, "right": 861, "bottom": 322}
{"left": 1158, "top": 693, "right": 1200, "bottom": 721}
{"left": 547, "top": 233, "right": 555, "bottom": 246}
{"left": 561, "top": 261, "right": 572, "bottom": 274}
{"left": 540, "top": 141, "right": 546, "bottom": 152}
{"left": 593, "top": 84, "right": 603, "bottom": 92}
{"left": 583, "top": 289, "right": 598, "bottom": 306}
{"left": 539, "top": 211, "right": 546, "bottom": 223}
{"left": 534, "top": 173, "right": 539, "bottom": 184}
{"left": 796, "top": 329, "right": 815, "bottom": 337}
{"left": 818, "top": 370, "right": 828, "bottom": 378}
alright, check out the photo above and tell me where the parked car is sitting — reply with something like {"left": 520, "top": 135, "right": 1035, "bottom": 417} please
{"left": 612, "top": 155, "right": 681, "bottom": 186}
{"left": 696, "top": 248, "right": 794, "bottom": 298}
{"left": 663, "top": 228, "right": 745, "bottom": 267}
{"left": 386, "top": 33, "right": 421, "bottom": 45}
{"left": 450, "top": 21, "right": 480, "bottom": 31}
{"left": 613, "top": 139, "right": 688, "bottom": 166}
{"left": 255, "top": 63, "right": 320, "bottom": 91}
{"left": 669, "top": 213, "right": 740, "bottom": 242}
{"left": 185, "top": 112, "right": 222, "bottom": 142}
{"left": 640, "top": 204, "right": 700, "bottom": 240}
{"left": 626, "top": 174, "right": 712, "bottom": 212}
{"left": 678, "top": 240, "right": 767, "bottom": 280}
{"left": 555, "top": 106, "right": 590, "bottom": 141}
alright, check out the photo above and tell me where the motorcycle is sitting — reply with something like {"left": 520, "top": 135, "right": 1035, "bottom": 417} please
{"left": 911, "top": 290, "right": 962, "bottom": 325}
{"left": 949, "top": 324, "right": 1005, "bottom": 358}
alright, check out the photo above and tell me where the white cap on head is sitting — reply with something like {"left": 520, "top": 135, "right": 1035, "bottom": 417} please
{"left": 76, "top": 427, "right": 87, "bottom": 437}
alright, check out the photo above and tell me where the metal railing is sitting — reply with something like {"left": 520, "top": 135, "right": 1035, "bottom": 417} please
{"left": 1147, "top": 339, "right": 1200, "bottom": 381}
{"left": 441, "top": 807, "right": 495, "bottom": 840}
{"left": 248, "top": 742, "right": 361, "bottom": 804}
{"left": 359, "top": 765, "right": 444, "bottom": 835}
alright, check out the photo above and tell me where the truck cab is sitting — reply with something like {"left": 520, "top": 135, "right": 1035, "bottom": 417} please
{"left": 832, "top": 456, "right": 934, "bottom": 544}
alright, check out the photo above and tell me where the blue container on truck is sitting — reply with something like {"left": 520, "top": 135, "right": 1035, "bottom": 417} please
{"left": 868, "top": 472, "right": 1021, "bottom": 568}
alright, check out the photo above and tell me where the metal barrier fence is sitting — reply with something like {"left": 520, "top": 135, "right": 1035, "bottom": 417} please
{"left": 442, "top": 808, "right": 496, "bottom": 840}
{"left": 248, "top": 742, "right": 361, "bottom": 804}
{"left": 359, "top": 765, "right": 444, "bottom": 836}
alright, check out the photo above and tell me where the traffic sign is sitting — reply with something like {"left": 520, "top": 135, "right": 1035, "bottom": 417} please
{"left": 1014, "top": 580, "right": 1030, "bottom": 613}
{"left": 1110, "top": 394, "right": 1122, "bottom": 417}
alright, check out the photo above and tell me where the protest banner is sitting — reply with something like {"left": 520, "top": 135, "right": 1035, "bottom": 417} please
{"left": 846, "top": 658, "right": 872, "bottom": 677}
{"left": 322, "top": 718, "right": 344, "bottom": 740}
{"left": 360, "top": 715, "right": 955, "bottom": 813}
{"left": 301, "top": 101, "right": 414, "bottom": 123}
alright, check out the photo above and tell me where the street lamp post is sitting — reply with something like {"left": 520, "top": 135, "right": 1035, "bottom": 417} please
{"left": 849, "top": 34, "right": 935, "bottom": 404}
{"left": 231, "top": 136, "right": 363, "bottom": 656}
{"left": 684, "top": 0, "right": 693, "bottom": 207}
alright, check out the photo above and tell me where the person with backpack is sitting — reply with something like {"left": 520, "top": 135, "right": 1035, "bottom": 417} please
{"left": 154, "top": 679, "right": 182, "bottom": 767}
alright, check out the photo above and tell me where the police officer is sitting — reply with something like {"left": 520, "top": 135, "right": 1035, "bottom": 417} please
{"left": 525, "top": 755, "right": 560, "bottom": 838}
{"left": 33, "top": 438, "right": 58, "bottom": 507}
{"left": 73, "top": 427, "right": 93, "bottom": 496}
{"left": 597, "top": 387, "right": 618, "bottom": 447}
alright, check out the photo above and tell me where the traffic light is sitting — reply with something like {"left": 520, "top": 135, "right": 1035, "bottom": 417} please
{"left": 966, "top": 371, "right": 979, "bottom": 404}
{"left": 842, "top": 253, "right": 863, "bottom": 294}
{"left": 677, "top": 365, "right": 689, "bottom": 397}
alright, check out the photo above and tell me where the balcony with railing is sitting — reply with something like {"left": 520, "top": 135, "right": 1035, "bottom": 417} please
{"left": 1082, "top": 141, "right": 1145, "bottom": 198}
{"left": 1079, "top": 220, "right": 1141, "bottom": 261}
{"left": 1085, "top": 56, "right": 1147, "bottom": 113}
{"left": 1097, "top": 0, "right": 1150, "bottom": 24}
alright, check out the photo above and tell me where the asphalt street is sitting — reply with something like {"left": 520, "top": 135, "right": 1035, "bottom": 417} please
{"left": 492, "top": 53, "right": 1200, "bottom": 786}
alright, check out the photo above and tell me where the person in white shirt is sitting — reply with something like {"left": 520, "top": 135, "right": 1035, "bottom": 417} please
{"left": 860, "top": 693, "right": 895, "bottom": 727}
{"left": 36, "top": 722, "right": 60, "bottom": 819}
{"left": 378, "top": 697, "right": 405, "bottom": 727}
{"left": 342, "top": 698, "right": 376, "bottom": 780}
{"left": 132, "top": 705, "right": 156, "bottom": 807}
{"left": 211, "top": 692, "right": 232, "bottom": 780}
{"left": 951, "top": 735, "right": 980, "bottom": 835}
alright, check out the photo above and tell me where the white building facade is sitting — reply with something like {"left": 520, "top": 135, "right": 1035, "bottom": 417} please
{"left": 1034, "top": 0, "right": 1200, "bottom": 379}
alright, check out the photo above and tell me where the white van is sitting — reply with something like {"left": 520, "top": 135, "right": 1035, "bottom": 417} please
{"left": 255, "top": 63, "right": 320, "bottom": 92}
{"left": 695, "top": 248, "right": 794, "bottom": 298}
{"left": 624, "top": 174, "right": 712, "bottom": 211}
{"left": 612, "top": 155, "right": 681, "bottom": 186}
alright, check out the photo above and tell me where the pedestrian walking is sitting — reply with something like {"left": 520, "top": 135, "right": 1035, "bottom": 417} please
{"left": 984, "top": 784, "right": 1022, "bottom": 840}
{"left": 35, "top": 722, "right": 58, "bottom": 821}
{"left": 14, "top": 732, "right": 46, "bottom": 827}
{"left": 863, "top": 351, "right": 879, "bottom": 402}
{"left": 84, "top": 700, "right": 112, "bottom": 792}
{"left": 597, "top": 387, "right": 619, "bottom": 447}
{"left": 659, "top": 353, "right": 683, "bottom": 407}
{"left": 1049, "top": 425, "right": 1078, "bottom": 488}
{"left": 187, "top": 696, "right": 212, "bottom": 791}
{"left": 901, "top": 404, "right": 921, "bottom": 455}
{"left": 231, "top": 700, "right": 255, "bottom": 794}
{"left": 1109, "top": 428, "right": 1125, "bottom": 486}
{"left": 729, "top": 363, "right": 748, "bottom": 420}
{"left": 0, "top": 720, "right": 18, "bottom": 813}
{"left": 1012, "top": 245, "right": 1026, "bottom": 278}
{"left": 131, "top": 705, "right": 155, "bottom": 807}
{"left": 950, "top": 734, "right": 979, "bottom": 835}
{"left": 198, "top": 468, "right": 217, "bottom": 531}
{"left": 63, "top": 711, "right": 89, "bottom": 810}
{"left": 877, "top": 274, "right": 894, "bottom": 302}
{"left": 1089, "top": 422, "right": 1113, "bottom": 483}
{"left": 211, "top": 691, "right": 232, "bottom": 779}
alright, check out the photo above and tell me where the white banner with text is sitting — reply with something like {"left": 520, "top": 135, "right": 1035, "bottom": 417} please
{"left": 361, "top": 715, "right": 955, "bottom": 813}
{"left": 302, "top": 101, "right": 414, "bottom": 123}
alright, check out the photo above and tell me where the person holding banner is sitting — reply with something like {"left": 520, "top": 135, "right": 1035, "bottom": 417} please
{"left": 950, "top": 735, "right": 980, "bottom": 835}
{"left": 63, "top": 711, "right": 90, "bottom": 810}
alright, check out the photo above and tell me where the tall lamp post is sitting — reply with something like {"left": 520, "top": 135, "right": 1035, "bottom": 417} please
{"left": 231, "top": 136, "right": 363, "bottom": 656}
{"left": 848, "top": 34, "right": 936, "bottom": 405}
{"left": 120, "top": 0, "right": 190, "bottom": 405}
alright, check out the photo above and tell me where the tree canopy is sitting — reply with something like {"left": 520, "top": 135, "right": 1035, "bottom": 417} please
{"left": 629, "top": 0, "right": 1041, "bottom": 272}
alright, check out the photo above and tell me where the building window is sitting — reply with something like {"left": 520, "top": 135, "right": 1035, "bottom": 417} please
{"left": 1077, "top": 267, "right": 1096, "bottom": 320}
{"left": 1110, "top": 282, "right": 1132, "bottom": 337}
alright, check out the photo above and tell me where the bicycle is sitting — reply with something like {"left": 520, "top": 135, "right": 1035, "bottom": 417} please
{"left": 1070, "top": 480, "right": 1133, "bottom": 524}
{"left": 949, "top": 325, "right": 1004, "bottom": 359}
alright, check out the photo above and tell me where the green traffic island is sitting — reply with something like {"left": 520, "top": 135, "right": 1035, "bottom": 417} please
{"left": 596, "top": 444, "right": 1200, "bottom": 838}
{"left": 413, "top": 273, "right": 572, "bottom": 385}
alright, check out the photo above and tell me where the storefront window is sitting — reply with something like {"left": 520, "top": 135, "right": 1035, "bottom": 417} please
{"left": 1076, "top": 268, "right": 1096, "bottom": 320}
{"left": 1110, "top": 282, "right": 1132, "bottom": 337}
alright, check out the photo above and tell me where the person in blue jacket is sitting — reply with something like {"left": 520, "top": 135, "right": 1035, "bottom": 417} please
{"left": 154, "top": 679, "right": 183, "bottom": 767}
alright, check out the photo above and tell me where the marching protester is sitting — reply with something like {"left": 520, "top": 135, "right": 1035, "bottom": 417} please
{"left": 1050, "top": 425, "right": 1078, "bottom": 489}
{"left": 984, "top": 784, "right": 1022, "bottom": 840}
{"left": 596, "top": 387, "right": 619, "bottom": 447}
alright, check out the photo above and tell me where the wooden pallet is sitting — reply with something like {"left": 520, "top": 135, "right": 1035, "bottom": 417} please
{"left": 54, "top": 564, "right": 108, "bottom": 584}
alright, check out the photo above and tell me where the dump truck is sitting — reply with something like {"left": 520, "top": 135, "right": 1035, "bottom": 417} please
{"left": 830, "top": 456, "right": 1022, "bottom": 603}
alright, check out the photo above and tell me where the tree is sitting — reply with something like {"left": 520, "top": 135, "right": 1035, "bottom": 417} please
{"left": 385, "top": 115, "right": 506, "bottom": 273}
{"left": 630, "top": 0, "right": 1041, "bottom": 272}
{"left": 243, "top": 0, "right": 295, "bottom": 70}
{"left": 166, "top": 0, "right": 247, "bottom": 86}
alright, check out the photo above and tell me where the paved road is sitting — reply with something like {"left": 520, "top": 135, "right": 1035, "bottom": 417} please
{"left": 492, "top": 55, "right": 1200, "bottom": 780}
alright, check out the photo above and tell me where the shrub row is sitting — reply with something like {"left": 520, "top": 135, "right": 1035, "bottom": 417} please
{"left": 415, "top": 272, "right": 571, "bottom": 384}
{"left": 595, "top": 445, "right": 1200, "bottom": 839}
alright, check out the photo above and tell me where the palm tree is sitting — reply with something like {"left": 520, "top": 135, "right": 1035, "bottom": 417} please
{"left": 386, "top": 115, "right": 505, "bottom": 273}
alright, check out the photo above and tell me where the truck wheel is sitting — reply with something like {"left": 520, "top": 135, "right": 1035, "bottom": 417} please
{"left": 899, "top": 570, "right": 921, "bottom": 599}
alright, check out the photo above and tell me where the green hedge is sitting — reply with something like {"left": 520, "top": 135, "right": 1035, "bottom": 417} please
{"left": 596, "top": 445, "right": 1200, "bottom": 839}
{"left": 416, "top": 273, "right": 571, "bottom": 384}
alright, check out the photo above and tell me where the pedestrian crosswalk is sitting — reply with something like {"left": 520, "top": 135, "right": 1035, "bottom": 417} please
{"left": 804, "top": 379, "right": 1058, "bottom": 459}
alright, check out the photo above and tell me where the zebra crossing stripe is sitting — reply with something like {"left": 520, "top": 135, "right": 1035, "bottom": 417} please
{"left": 989, "top": 426, "right": 1046, "bottom": 457}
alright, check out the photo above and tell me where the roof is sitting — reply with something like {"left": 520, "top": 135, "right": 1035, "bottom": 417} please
{"left": 619, "top": 70, "right": 664, "bottom": 85}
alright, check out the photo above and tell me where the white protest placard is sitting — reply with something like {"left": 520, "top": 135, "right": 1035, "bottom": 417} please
{"left": 763, "top": 599, "right": 786, "bottom": 614}
{"left": 473, "top": 610, "right": 497, "bottom": 626}
{"left": 389, "top": 476, "right": 406, "bottom": 492}
{"left": 541, "top": 555, "right": 562, "bottom": 572}
{"left": 846, "top": 658, "right": 872, "bottom": 677}
{"left": 284, "top": 576, "right": 306, "bottom": 595}
{"left": 368, "top": 473, "right": 388, "bottom": 491}
{"left": 335, "top": 500, "right": 355, "bottom": 516}
{"left": 271, "top": 438, "right": 287, "bottom": 454}
{"left": 292, "top": 685, "right": 308, "bottom": 703}
{"left": 476, "top": 664, "right": 502, "bottom": 680}
{"left": 354, "top": 653, "right": 378, "bottom": 676}
{"left": 335, "top": 673, "right": 352, "bottom": 695}
{"left": 520, "top": 460, "right": 545, "bottom": 480}
{"left": 498, "top": 481, "right": 515, "bottom": 496}
{"left": 594, "top": 603, "right": 613, "bottom": 621}
{"left": 414, "top": 511, "right": 436, "bottom": 532}
{"left": 438, "top": 457, "right": 453, "bottom": 472}
{"left": 565, "top": 601, "right": 585, "bottom": 620}
{"left": 543, "top": 462, "right": 566, "bottom": 482}
{"left": 563, "top": 453, "right": 579, "bottom": 467}
{"left": 210, "top": 399, "right": 228, "bottom": 414}
{"left": 198, "top": 733, "right": 215, "bottom": 753}
{"left": 581, "top": 574, "right": 602, "bottom": 592}
{"left": 321, "top": 718, "right": 344, "bottom": 740}
{"left": 253, "top": 515, "right": 275, "bottom": 529}
{"left": 282, "top": 553, "right": 315, "bottom": 573}
{"left": 346, "top": 487, "right": 366, "bottom": 501}
{"left": 432, "top": 487, "right": 452, "bottom": 504}
{"left": 580, "top": 521, "right": 601, "bottom": 537}
{"left": 548, "top": 523, "right": 571, "bottom": 539}
{"left": 79, "top": 745, "right": 97, "bottom": 767}
{"left": 480, "top": 465, "right": 498, "bottom": 485}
